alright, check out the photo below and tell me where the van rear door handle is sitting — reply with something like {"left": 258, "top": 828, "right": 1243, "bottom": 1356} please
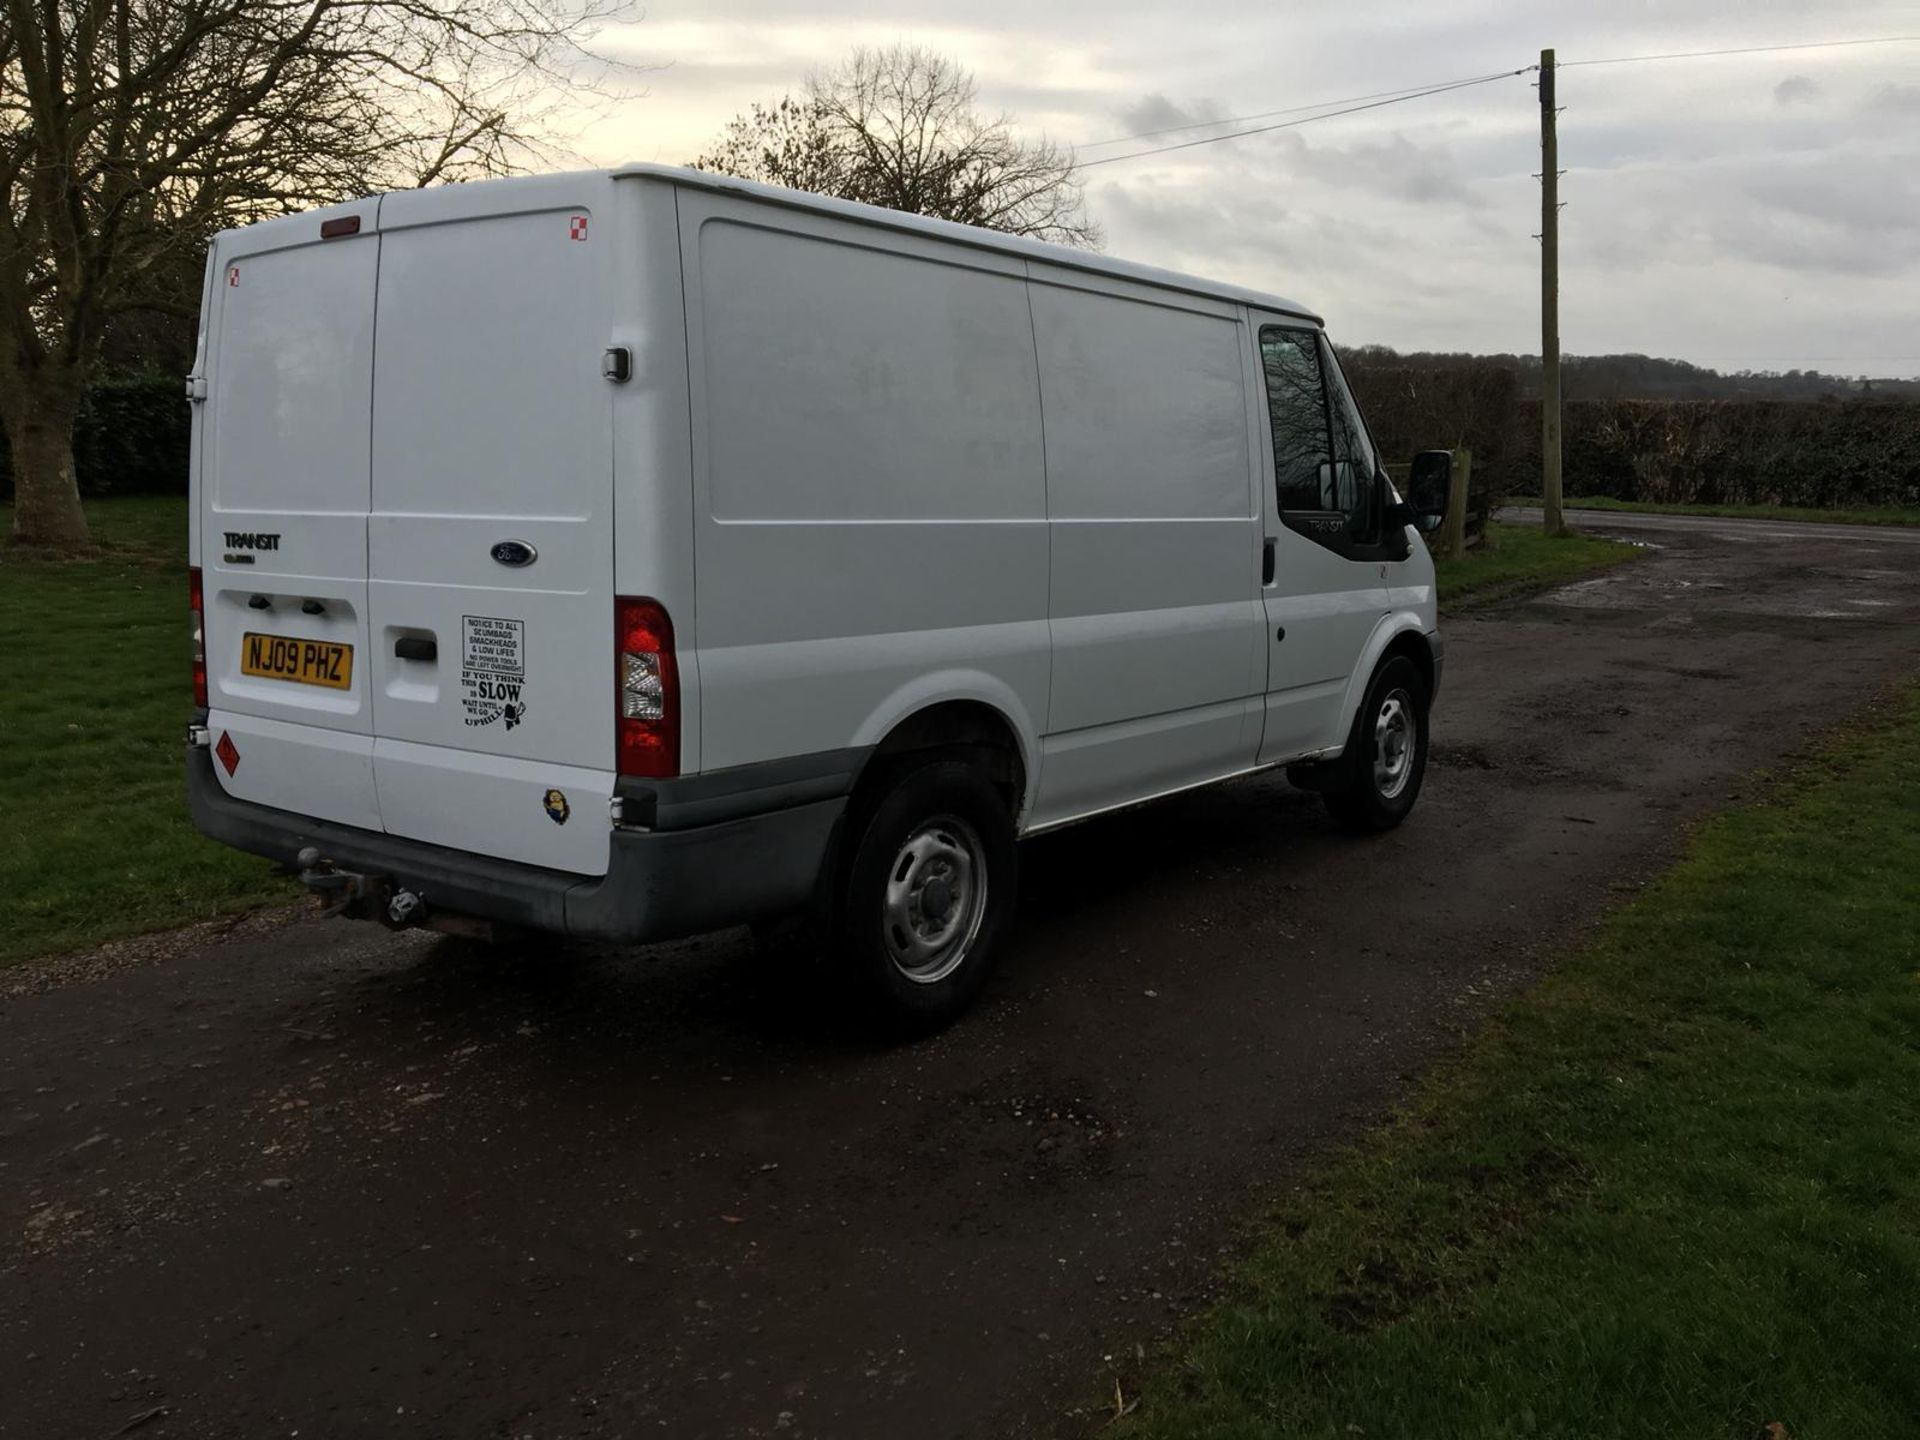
{"left": 394, "top": 637, "right": 437, "bottom": 662}
{"left": 1262, "top": 537, "right": 1276, "bottom": 585}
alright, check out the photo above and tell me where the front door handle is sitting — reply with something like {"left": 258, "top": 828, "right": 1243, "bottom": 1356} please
{"left": 1262, "top": 537, "right": 1276, "bottom": 585}
{"left": 394, "top": 636, "right": 437, "bottom": 663}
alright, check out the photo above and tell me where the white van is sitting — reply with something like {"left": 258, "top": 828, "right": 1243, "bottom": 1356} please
{"left": 185, "top": 164, "right": 1450, "bottom": 1028}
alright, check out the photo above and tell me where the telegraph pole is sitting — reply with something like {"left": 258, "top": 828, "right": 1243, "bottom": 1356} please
{"left": 1539, "top": 47, "right": 1565, "bottom": 535}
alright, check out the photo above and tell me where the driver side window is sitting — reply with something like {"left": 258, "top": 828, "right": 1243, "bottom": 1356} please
{"left": 1257, "top": 326, "right": 1334, "bottom": 514}
{"left": 1258, "top": 324, "right": 1384, "bottom": 556}
{"left": 1321, "top": 339, "right": 1380, "bottom": 545}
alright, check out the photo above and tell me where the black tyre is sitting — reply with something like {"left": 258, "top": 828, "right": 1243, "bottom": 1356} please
{"left": 833, "top": 757, "right": 1018, "bottom": 1033}
{"left": 1322, "top": 655, "right": 1430, "bottom": 833}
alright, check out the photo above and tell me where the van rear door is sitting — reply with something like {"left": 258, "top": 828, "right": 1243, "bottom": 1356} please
{"left": 364, "top": 180, "right": 617, "bottom": 877}
{"left": 197, "top": 201, "right": 383, "bottom": 829}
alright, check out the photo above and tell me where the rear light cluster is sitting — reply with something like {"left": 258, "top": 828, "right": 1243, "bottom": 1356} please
{"left": 616, "top": 596, "right": 678, "bottom": 778}
{"left": 189, "top": 566, "right": 208, "bottom": 707}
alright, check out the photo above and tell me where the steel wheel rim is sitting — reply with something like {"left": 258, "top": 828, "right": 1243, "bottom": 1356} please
{"left": 882, "top": 814, "right": 988, "bottom": 985}
{"left": 1373, "top": 688, "right": 1416, "bottom": 800}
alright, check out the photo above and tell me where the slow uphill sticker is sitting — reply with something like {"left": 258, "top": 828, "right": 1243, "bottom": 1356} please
{"left": 461, "top": 615, "right": 527, "bottom": 729}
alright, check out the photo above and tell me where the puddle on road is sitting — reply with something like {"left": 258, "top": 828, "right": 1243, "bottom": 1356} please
{"left": 1524, "top": 539, "right": 1920, "bottom": 623}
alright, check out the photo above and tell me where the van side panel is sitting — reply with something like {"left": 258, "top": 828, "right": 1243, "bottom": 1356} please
{"left": 678, "top": 191, "right": 1051, "bottom": 778}
{"left": 1026, "top": 270, "right": 1265, "bottom": 828}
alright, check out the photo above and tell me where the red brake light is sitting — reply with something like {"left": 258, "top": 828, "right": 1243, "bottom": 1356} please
{"left": 319, "top": 215, "right": 361, "bottom": 239}
{"left": 616, "top": 596, "right": 679, "bottom": 778}
{"left": 189, "top": 567, "right": 208, "bottom": 708}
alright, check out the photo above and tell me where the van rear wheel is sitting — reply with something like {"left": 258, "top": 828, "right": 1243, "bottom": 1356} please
{"left": 1323, "top": 655, "right": 1430, "bottom": 833}
{"left": 835, "top": 758, "right": 1017, "bottom": 1032}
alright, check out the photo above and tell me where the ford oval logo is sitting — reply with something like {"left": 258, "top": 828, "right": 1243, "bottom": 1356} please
{"left": 490, "top": 540, "right": 537, "bottom": 568}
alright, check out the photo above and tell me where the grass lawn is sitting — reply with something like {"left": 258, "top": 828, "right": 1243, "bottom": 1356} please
{"left": 1437, "top": 520, "right": 1640, "bottom": 610}
{"left": 0, "top": 496, "right": 293, "bottom": 968}
{"left": 1116, "top": 685, "right": 1920, "bottom": 1439}
{"left": 1506, "top": 494, "right": 1920, "bottom": 529}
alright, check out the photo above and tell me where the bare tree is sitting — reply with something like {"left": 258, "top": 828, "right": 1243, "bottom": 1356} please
{"left": 2, "top": 0, "right": 640, "bottom": 552}
{"left": 694, "top": 45, "right": 1099, "bottom": 250}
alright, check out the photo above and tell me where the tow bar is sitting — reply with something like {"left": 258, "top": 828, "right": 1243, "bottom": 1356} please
{"left": 293, "top": 848, "right": 495, "bottom": 939}
{"left": 295, "top": 846, "right": 400, "bottom": 922}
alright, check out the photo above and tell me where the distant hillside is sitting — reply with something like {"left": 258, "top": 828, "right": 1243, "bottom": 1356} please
{"left": 1341, "top": 347, "right": 1920, "bottom": 403}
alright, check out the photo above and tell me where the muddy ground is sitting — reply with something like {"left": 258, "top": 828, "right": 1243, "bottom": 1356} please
{"left": 5, "top": 512, "right": 1918, "bottom": 1439}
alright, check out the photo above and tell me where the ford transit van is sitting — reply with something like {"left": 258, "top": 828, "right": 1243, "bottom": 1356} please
{"left": 185, "top": 164, "right": 1450, "bottom": 1028}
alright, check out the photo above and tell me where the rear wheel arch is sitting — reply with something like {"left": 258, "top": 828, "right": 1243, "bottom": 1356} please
{"left": 825, "top": 709, "right": 1028, "bottom": 1033}
{"left": 852, "top": 700, "right": 1030, "bottom": 825}
{"left": 832, "top": 756, "right": 1020, "bottom": 1033}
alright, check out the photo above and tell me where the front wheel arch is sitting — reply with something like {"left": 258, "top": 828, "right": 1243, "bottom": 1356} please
{"left": 1332, "top": 618, "right": 1437, "bottom": 748}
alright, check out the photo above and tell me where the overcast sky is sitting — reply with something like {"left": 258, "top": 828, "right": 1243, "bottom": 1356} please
{"left": 574, "top": 2, "right": 1920, "bottom": 377}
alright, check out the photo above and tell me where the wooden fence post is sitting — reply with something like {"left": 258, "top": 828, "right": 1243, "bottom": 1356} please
{"left": 1443, "top": 446, "right": 1472, "bottom": 561}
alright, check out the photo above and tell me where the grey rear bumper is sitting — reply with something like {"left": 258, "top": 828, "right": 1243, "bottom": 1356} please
{"left": 186, "top": 747, "right": 848, "bottom": 944}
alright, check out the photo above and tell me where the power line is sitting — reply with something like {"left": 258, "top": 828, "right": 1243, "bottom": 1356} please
{"left": 1077, "top": 70, "right": 1529, "bottom": 149}
{"left": 1073, "top": 32, "right": 1920, "bottom": 170}
{"left": 1562, "top": 34, "right": 1920, "bottom": 68}
{"left": 1077, "top": 69, "right": 1532, "bottom": 169}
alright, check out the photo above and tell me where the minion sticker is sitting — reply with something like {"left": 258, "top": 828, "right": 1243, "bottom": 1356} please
{"left": 542, "top": 788, "right": 570, "bottom": 825}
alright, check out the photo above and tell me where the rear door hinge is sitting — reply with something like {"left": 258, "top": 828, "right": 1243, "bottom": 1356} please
{"left": 185, "top": 374, "right": 208, "bottom": 403}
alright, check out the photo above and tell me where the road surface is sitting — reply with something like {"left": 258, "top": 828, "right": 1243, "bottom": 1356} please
{"left": 5, "top": 511, "right": 1919, "bottom": 1439}
{"left": 1500, "top": 503, "right": 1920, "bottom": 549}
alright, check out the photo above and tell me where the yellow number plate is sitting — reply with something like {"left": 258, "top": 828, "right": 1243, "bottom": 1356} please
{"left": 241, "top": 633, "right": 353, "bottom": 690}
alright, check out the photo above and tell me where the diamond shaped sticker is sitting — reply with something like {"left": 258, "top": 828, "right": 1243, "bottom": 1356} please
{"left": 215, "top": 731, "right": 241, "bottom": 776}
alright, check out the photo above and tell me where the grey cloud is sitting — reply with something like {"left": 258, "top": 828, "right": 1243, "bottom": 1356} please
{"left": 1646, "top": 161, "right": 1918, "bottom": 280}
{"left": 1272, "top": 131, "right": 1482, "bottom": 209}
{"left": 1773, "top": 75, "right": 1819, "bottom": 107}
{"left": 1111, "top": 94, "right": 1230, "bottom": 139}
{"left": 1866, "top": 83, "right": 1920, "bottom": 116}
{"left": 1094, "top": 182, "right": 1289, "bottom": 273}
{"left": 1715, "top": 219, "right": 1917, "bottom": 281}
{"left": 1748, "top": 155, "right": 1918, "bottom": 231}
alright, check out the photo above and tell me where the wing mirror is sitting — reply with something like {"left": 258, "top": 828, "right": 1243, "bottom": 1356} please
{"left": 1394, "top": 450, "right": 1452, "bottom": 534}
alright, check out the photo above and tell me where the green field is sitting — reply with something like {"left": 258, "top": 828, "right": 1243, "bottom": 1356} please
{"left": 1436, "top": 520, "right": 1640, "bottom": 609}
{"left": 0, "top": 497, "right": 293, "bottom": 967}
{"left": 1117, "top": 686, "right": 1920, "bottom": 1439}
{"left": 1507, "top": 495, "right": 1920, "bottom": 528}
{"left": 3, "top": 498, "right": 1632, "bottom": 968}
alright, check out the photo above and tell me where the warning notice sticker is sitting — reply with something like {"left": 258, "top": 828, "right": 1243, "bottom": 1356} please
{"left": 460, "top": 615, "right": 527, "bottom": 730}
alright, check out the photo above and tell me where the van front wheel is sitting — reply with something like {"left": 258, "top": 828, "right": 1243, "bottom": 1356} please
{"left": 1323, "top": 656, "right": 1430, "bottom": 833}
{"left": 836, "top": 758, "right": 1017, "bottom": 1032}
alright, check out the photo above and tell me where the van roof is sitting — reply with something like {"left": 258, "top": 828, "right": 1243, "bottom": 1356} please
{"left": 612, "top": 163, "right": 1323, "bottom": 325}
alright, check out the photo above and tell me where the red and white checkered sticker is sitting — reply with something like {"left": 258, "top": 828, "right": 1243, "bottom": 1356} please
{"left": 227, "top": 266, "right": 240, "bottom": 288}
{"left": 568, "top": 215, "right": 589, "bottom": 242}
